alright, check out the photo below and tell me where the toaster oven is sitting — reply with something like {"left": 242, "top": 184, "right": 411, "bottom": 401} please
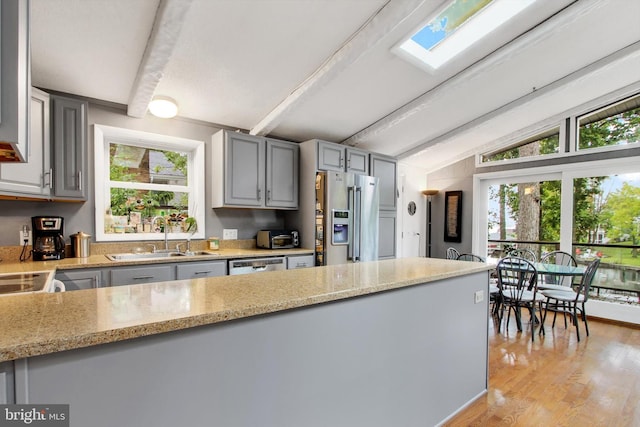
{"left": 257, "top": 230, "right": 299, "bottom": 249}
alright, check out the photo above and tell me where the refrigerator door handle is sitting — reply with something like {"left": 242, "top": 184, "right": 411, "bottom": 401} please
{"left": 353, "top": 186, "right": 362, "bottom": 262}
{"left": 347, "top": 186, "right": 355, "bottom": 260}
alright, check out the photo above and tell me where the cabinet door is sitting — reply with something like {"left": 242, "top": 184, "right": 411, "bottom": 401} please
{"left": 0, "top": 88, "right": 51, "bottom": 196}
{"left": 287, "top": 255, "right": 315, "bottom": 269}
{"left": 224, "top": 132, "right": 265, "bottom": 206}
{"left": 176, "top": 260, "right": 227, "bottom": 279}
{"left": 0, "top": 361, "right": 15, "bottom": 404}
{"left": 55, "top": 268, "right": 102, "bottom": 291}
{"left": 51, "top": 95, "right": 87, "bottom": 199}
{"left": 370, "top": 154, "right": 397, "bottom": 211}
{"left": 0, "top": 0, "right": 30, "bottom": 162}
{"left": 266, "top": 139, "right": 299, "bottom": 208}
{"left": 110, "top": 265, "right": 174, "bottom": 286}
{"left": 317, "top": 141, "right": 344, "bottom": 172}
{"left": 345, "top": 147, "right": 368, "bottom": 175}
{"left": 378, "top": 211, "right": 397, "bottom": 259}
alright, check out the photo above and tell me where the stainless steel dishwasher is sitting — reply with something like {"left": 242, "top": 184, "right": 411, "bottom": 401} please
{"left": 228, "top": 257, "right": 287, "bottom": 275}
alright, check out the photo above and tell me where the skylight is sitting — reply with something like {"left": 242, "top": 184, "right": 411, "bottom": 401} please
{"left": 396, "top": 0, "right": 537, "bottom": 71}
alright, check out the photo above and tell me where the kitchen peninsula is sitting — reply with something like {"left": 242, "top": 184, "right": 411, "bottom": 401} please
{"left": 1, "top": 257, "right": 491, "bottom": 427}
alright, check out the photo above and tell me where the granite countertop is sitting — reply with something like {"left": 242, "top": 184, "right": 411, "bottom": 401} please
{"left": 0, "top": 247, "right": 314, "bottom": 274}
{"left": 0, "top": 257, "right": 492, "bottom": 362}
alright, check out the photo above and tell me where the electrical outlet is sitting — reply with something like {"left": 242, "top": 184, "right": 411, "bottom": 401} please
{"left": 222, "top": 229, "right": 238, "bottom": 240}
{"left": 19, "top": 230, "right": 32, "bottom": 246}
{"left": 474, "top": 290, "right": 484, "bottom": 304}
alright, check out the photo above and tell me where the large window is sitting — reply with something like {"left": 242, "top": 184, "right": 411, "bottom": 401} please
{"left": 94, "top": 125, "right": 205, "bottom": 242}
{"left": 487, "top": 177, "right": 561, "bottom": 260}
{"left": 480, "top": 128, "right": 560, "bottom": 164}
{"left": 577, "top": 94, "right": 640, "bottom": 151}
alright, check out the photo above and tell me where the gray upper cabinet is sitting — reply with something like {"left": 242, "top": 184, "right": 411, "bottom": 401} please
{"left": 317, "top": 140, "right": 369, "bottom": 174}
{"left": 212, "top": 130, "right": 299, "bottom": 209}
{"left": 345, "top": 147, "right": 369, "bottom": 175}
{"left": 0, "top": 0, "right": 30, "bottom": 163}
{"left": 0, "top": 88, "right": 51, "bottom": 196}
{"left": 51, "top": 94, "right": 88, "bottom": 200}
{"left": 370, "top": 153, "right": 398, "bottom": 211}
{"left": 266, "top": 138, "right": 299, "bottom": 208}
{"left": 317, "top": 140, "right": 344, "bottom": 171}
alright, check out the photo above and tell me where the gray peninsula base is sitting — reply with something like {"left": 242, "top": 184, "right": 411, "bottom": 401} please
{"left": 15, "top": 272, "right": 489, "bottom": 427}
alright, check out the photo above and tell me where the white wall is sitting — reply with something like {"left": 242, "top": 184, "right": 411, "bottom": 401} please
{"left": 397, "top": 161, "right": 427, "bottom": 258}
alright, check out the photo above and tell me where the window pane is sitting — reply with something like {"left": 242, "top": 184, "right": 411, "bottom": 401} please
{"left": 577, "top": 95, "right": 640, "bottom": 151}
{"left": 109, "top": 142, "right": 188, "bottom": 185}
{"left": 487, "top": 179, "right": 561, "bottom": 261}
{"left": 106, "top": 188, "right": 190, "bottom": 234}
{"left": 572, "top": 174, "right": 640, "bottom": 304}
{"left": 481, "top": 131, "right": 559, "bottom": 163}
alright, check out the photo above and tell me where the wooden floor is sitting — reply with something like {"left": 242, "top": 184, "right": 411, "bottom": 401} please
{"left": 443, "top": 312, "right": 640, "bottom": 427}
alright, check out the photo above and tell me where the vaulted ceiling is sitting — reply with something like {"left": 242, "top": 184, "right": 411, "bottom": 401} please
{"left": 30, "top": 0, "right": 640, "bottom": 172}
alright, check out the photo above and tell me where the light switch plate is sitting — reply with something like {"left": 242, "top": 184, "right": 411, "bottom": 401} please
{"left": 223, "top": 229, "right": 238, "bottom": 240}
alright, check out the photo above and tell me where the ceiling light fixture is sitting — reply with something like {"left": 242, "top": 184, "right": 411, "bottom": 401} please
{"left": 148, "top": 96, "right": 178, "bottom": 118}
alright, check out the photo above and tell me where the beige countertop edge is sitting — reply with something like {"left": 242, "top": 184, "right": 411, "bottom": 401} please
{"left": 0, "top": 259, "right": 493, "bottom": 362}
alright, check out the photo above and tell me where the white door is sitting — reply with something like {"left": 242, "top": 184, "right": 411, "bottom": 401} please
{"left": 400, "top": 175, "right": 423, "bottom": 258}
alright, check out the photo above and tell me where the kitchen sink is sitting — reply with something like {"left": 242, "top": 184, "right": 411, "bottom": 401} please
{"left": 105, "top": 251, "right": 219, "bottom": 261}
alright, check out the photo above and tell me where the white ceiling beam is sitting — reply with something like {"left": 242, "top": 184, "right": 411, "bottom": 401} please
{"left": 249, "top": 0, "right": 427, "bottom": 137}
{"left": 127, "top": 0, "right": 193, "bottom": 118}
{"left": 341, "top": 0, "right": 608, "bottom": 148}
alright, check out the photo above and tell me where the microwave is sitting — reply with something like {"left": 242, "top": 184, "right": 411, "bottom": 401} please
{"left": 257, "top": 230, "right": 299, "bottom": 249}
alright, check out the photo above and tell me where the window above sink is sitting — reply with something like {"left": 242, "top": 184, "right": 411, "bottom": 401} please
{"left": 94, "top": 125, "right": 205, "bottom": 242}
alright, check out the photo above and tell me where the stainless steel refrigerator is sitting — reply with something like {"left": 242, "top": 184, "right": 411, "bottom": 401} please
{"left": 315, "top": 171, "right": 379, "bottom": 265}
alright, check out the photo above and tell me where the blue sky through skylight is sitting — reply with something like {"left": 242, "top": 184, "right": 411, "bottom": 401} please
{"left": 396, "top": 0, "right": 536, "bottom": 70}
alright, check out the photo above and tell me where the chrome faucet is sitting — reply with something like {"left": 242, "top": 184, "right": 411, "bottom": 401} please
{"left": 152, "top": 216, "right": 170, "bottom": 251}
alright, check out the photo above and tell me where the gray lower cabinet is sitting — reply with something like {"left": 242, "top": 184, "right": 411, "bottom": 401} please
{"left": 55, "top": 268, "right": 102, "bottom": 291}
{"left": 176, "top": 260, "right": 227, "bottom": 279}
{"left": 0, "top": 361, "right": 14, "bottom": 404}
{"left": 51, "top": 94, "right": 88, "bottom": 200}
{"left": 379, "top": 211, "right": 397, "bottom": 259}
{"left": 0, "top": 88, "right": 51, "bottom": 196}
{"left": 287, "top": 255, "right": 315, "bottom": 269}
{"left": 110, "top": 265, "right": 174, "bottom": 287}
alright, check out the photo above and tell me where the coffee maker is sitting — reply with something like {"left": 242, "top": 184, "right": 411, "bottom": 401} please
{"left": 32, "top": 216, "right": 66, "bottom": 261}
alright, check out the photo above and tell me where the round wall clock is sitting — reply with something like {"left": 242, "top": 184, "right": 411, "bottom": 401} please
{"left": 407, "top": 201, "right": 417, "bottom": 216}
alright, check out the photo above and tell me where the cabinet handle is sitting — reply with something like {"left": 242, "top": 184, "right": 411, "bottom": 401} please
{"left": 339, "top": 156, "right": 344, "bottom": 168}
{"left": 132, "top": 276, "right": 154, "bottom": 280}
{"left": 45, "top": 168, "right": 53, "bottom": 189}
{"left": 267, "top": 189, "right": 271, "bottom": 201}
{"left": 194, "top": 271, "right": 212, "bottom": 275}
{"left": 257, "top": 188, "right": 262, "bottom": 201}
{"left": 77, "top": 171, "right": 82, "bottom": 191}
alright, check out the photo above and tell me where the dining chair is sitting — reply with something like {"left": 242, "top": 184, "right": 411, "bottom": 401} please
{"left": 540, "top": 257, "right": 601, "bottom": 342}
{"left": 446, "top": 247, "right": 460, "bottom": 260}
{"left": 538, "top": 250, "right": 578, "bottom": 291}
{"left": 495, "top": 257, "right": 544, "bottom": 341}
{"left": 456, "top": 253, "right": 484, "bottom": 262}
{"left": 507, "top": 248, "right": 537, "bottom": 262}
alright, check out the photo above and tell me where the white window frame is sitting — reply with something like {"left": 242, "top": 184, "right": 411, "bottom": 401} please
{"left": 94, "top": 124, "right": 205, "bottom": 242}
{"left": 472, "top": 157, "right": 640, "bottom": 258}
